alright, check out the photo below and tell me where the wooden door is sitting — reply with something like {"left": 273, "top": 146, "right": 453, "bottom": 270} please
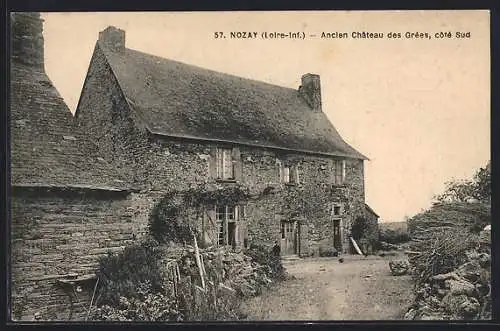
{"left": 333, "top": 219, "right": 342, "bottom": 251}
{"left": 281, "top": 220, "right": 297, "bottom": 255}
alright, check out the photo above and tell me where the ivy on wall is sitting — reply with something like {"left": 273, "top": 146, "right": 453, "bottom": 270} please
{"left": 148, "top": 183, "right": 251, "bottom": 244}
{"left": 281, "top": 183, "right": 347, "bottom": 221}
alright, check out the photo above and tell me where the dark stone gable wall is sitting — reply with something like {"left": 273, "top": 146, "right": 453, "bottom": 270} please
{"left": 10, "top": 189, "right": 135, "bottom": 321}
{"left": 76, "top": 44, "right": 366, "bottom": 256}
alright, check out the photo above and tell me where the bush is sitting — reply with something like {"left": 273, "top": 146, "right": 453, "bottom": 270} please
{"left": 351, "top": 217, "right": 369, "bottom": 241}
{"left": 319, "top": 245, "right": 338, "bottom": 257}
{"left": 379, "top": 228, "right": 410, "bottom": 244}
{"left": 148, "top": 194, "right": 193, "bottom": 244}
{"left": 246, "top": 244, "right": 287, "bottom": 281}
{"left": 91, "top": 281, "right": 183, "bottom": 321}
{"left": 94, "top": 237, "right": 164, "bottom": 307}
{"left": 177, "top": 277, "right": 241, "bottom": 321}
{"left": 92, "top": 241, "right": 249, "bottom": 322}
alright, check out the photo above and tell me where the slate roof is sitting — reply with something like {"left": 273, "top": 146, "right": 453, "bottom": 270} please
{"left": 10, "top": 62, "right": 130, "bottom": 191}
{"left": 98, "top": 41, "right": 367, "bottom": 159}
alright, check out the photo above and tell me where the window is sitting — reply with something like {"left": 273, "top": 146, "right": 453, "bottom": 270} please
{"left": 281, "top": 164, "right": 299, "bottom": 184}
{"left": 283, "top": 167, "right": 290, "bottom": 183}
{"left": 216, "top": 148, "right": 234, "bottom": 180}
{"left": 332, "top": 160, "right": 346, "bottom": 185}
{"left": 216, "top": 205, "right": 238, "bottom": 246}
{"left": 331, "top": 203, "right": 343, "bottom": 217}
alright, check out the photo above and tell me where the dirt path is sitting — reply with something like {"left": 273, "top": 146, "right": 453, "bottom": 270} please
{"left": 241, "top": 254, "right": 414, "bottom": 320}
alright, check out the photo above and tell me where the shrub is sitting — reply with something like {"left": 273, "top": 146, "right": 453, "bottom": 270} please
{"left": 177, "top": 277, "right": 241, "bottom": 321}
{"left": 351, "top": 217, "right": 369, "bottom": 241}
{"left": 94, "top": 237, "right": 164, "bottom": 307}
{"left": 379, "top": 228, "right": 410, "bottom": 244}
{"left": 92, "top": 240, "right": 248, "bottom": 322}
{"left": 91, "top": 281, "right": 183, "bottom": 321}
{"left": 246, "top": 244, "right": 287, "bottom": 281}
{"left": 319, "top": 245, "right": 338, "bottom": 257}
{"left": 148, "top": 194, "right": 193, "bottom": 244}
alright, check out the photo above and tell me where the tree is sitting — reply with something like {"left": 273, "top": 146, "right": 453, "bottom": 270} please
{"left": 434, "top": 161, "right": 491, "bottom": 204}
{"left": 351, "top": 217, "right": 368, "bottom": 241}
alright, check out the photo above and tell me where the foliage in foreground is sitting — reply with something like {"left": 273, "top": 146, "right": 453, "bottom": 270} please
{"left": 409, "top": 229, "right": 480, "bottom": 285}
{"left": 91, "top": 281, "right": 183, "bottom": 321}
{"left": 94, "top": 237, "right": 164, "bottom": 307}
{"left": 90, "top": 239, "right": 288, "bottom": 321}
{"left": 246, "top": 243, "right": 287, "bottom": 281}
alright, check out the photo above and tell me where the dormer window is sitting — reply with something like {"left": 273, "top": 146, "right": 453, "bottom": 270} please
{"left": 216, "top": 148, "right": 234, "bottom": 180}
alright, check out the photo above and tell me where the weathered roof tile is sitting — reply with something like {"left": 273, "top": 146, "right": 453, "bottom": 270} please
{"left": 97, "top": 39, "right": 367, "bottom": 159}
{"left": 11, "top": 63, "right": 130, "bottom": 190}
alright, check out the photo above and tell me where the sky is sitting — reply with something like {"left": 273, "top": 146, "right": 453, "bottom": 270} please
{"left": 40, "top": 11, "right": 490, "bottom": 222}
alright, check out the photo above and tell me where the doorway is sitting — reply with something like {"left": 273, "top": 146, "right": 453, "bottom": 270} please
{"left": 280, "top": 220, "right": 298, "bottom": 255}
{"left": 333, "top": 219, "right": 342, "bottom": 251}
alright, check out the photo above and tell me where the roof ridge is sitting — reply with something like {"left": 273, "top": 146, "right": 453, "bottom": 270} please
{"left": 121, "top": 45, "right": 302, "bottom": 93}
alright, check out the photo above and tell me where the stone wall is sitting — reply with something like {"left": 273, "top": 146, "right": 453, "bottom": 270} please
{"left": 10, "top": 188, "right": 144, "bottom": 321}
{"left": 76, "top": 40, "right": 366, "bottom": 257}
{"left": 240, "top": 148, "right": 365, "bottom": 256}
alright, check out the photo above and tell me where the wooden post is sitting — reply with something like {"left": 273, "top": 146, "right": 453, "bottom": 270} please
{"left": 193, "top": 234, "right": 205, "bottom": 289}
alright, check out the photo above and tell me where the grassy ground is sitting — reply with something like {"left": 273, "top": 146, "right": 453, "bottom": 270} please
{"left": 241, "top": 253, "right": 414, "bottom": 320}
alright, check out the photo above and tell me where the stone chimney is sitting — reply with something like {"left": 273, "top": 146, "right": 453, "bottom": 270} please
{"left": 98, "top": 26, "right": 125, "bottom": 52}
{"left": 299, "top": 73, "right": 322, "bottom": 112}
{"left": 11, "top": 12, "right": 45, "bottom": 69}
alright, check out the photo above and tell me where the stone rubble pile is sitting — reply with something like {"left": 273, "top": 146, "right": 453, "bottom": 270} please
{"left": 389, "top": 260, "right": 410, "bottom": 276}
{"left": 404, "top": 249, "right": 491, "bottom": 320}
{"left": 165, "top": 245, "right": 286, "bottom": 298}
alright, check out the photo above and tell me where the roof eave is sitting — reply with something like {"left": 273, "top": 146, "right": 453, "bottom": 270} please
{"left": 12, "top": 183, "right": 137, "bottom": 193}
{"left": 148, "top": 129, "right": 368, "bottom": 160}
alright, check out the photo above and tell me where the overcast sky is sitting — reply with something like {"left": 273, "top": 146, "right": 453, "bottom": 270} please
{"left": 40, "top": 11, "right": 490, "bottom": 222}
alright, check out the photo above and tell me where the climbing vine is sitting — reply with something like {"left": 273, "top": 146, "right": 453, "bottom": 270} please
{"left": 281, "top": 183, "right": 346, "bottom": 220}
{"left": 148, "top": 183, "right": 251, "bottom": 244}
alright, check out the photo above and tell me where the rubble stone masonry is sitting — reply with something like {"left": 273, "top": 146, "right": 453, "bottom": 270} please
{"left": 10, "top": 189, "right": 137, "bottom": 320}
{"left": 76, "top": 42, "right": 366, "bottom": 257}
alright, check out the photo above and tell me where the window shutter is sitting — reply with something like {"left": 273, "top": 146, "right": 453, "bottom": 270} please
{"left": 209, "top": 146, "right": 217, "bottom": 179}
{"left": 232, "top": 147, "right": 242, "bottom": 181}
{"left": 295, "top": 166, "right": 300, "bottom": 184}
{"left": 238, "top": 205, "right": 248, "bottom": 248}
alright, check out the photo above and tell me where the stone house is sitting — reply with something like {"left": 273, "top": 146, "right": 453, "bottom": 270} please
{"left": 75, "top": 26, "right": 375, "bottom": 257}
{"left": 10, "top": 14, "right": 144, "bottom": 321}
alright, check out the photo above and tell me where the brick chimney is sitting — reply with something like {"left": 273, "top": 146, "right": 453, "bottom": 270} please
{"left": 299, "top": 73, "right": 322, "bottom": 112}
{"left": 11, "top": 12, "right": 45, "bottom": 69}
{"left": 98, "top": 26, "right": 125, "bottom": 52}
